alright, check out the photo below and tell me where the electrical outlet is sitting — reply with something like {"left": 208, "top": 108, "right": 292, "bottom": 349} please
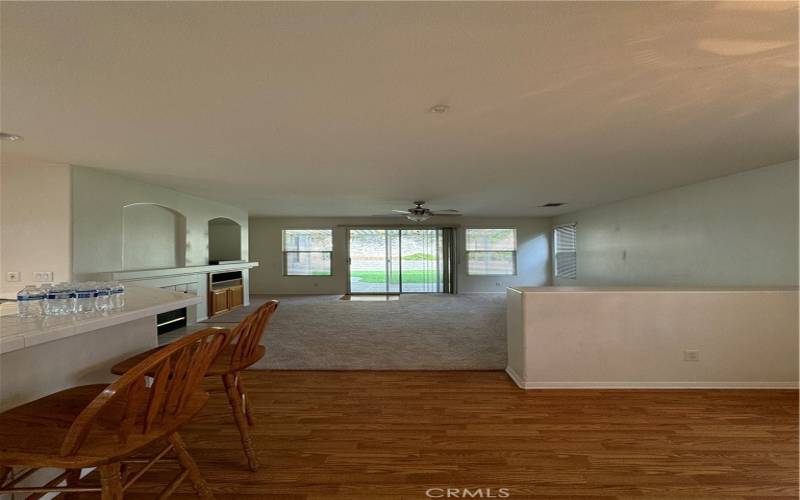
{"left": 683, "top": 350, "right": 700, "bottom": 362}
{"left": 6, "top": 271, "right": 20, "bottom": 282}
{"left": 33, "top": 271, "right": 53, "bottom": 282}
{"left": 495, "top": 282, "right": 502, "bottom": 287}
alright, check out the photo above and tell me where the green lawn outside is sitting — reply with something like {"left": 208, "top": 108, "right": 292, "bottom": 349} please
{"left": 350, "top": 270, "right": 438, "bottom": 284}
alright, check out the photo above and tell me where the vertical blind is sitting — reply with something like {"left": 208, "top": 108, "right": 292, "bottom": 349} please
{"left": 554, "top": 224, "right": 577, "bottom": 279}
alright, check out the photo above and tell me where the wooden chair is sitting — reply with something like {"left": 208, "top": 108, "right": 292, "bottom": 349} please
{"left": 0, "top": 327, "right": 228, "bottom": 499}
{"left": 111, "top": 300, "right": 279, "bottom": 471}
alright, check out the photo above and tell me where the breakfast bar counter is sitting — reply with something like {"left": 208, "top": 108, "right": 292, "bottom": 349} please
{"left": 0, "top": 286, "right": 201, "bottom": 411}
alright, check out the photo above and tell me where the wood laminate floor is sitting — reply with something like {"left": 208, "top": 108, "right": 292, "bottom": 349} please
{"left": 90, "top": 371, "right": 798, "bottom": 499}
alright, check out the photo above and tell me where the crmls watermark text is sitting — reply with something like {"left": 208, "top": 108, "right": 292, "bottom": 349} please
{"left": 425, "top": 488, "right": 511, "bottom": 498}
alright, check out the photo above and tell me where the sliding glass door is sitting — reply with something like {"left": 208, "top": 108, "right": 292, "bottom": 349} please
{"left": 348, "top": 228, "right": 452, "bottom": 294}
{"left": 399, "top": 229, "right": 442, "bottom": 293}
{"left": 348, "top": 229, "right": 399, "bottom": 293}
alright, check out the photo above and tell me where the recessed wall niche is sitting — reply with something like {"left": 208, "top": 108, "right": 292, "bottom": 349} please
{"left": 208, "top": 217, "right": 242, "bottom": 263}
{"left": 122, "top": 203, "right": 187, "bottom": 270}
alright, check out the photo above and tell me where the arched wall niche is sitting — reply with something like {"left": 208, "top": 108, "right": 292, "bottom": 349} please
{"left": 208, "top": 217, "right": 243, "bottom": 263}
{"left": 122, "top": 203, "right": 187, "bottom": 270}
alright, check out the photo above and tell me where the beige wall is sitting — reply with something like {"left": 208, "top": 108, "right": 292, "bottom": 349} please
{"left": 0, "top": 159, "right": 72, "bottom": 293}
{"left": 554, "top": 161, "right": 799, "bottom": 287}
{"left": 208, "top": 218, "right": 243, "bottom": 262}
{"left": 122, "top": 204, "right": 187, "bottom": 270}
{"left": 249, "top": 216, "right": 551, "bottom": 294}
{"left": 71, "top": 166, "right": 249, "bottom": 278}
{"left": 507, "top": 287, "right": 799, "bottom": 388}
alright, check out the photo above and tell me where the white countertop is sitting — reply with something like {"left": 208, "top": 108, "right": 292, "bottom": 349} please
{"left": 508, "top": 286, "right": 799, "bottom": 293}
{"left": 0, "top": 286, "right": 201, "bottom": 355}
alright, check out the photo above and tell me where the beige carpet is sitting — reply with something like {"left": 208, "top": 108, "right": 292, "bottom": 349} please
{"left": 200, "top": 294, "right": 507, "bottom": 370}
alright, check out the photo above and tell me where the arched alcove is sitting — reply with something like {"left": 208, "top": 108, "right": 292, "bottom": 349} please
{"left": 122, "top": 203, "right": 187, "bottom": 270}
{"left": 208, "top": 217, "right": 242, "bottom": 263}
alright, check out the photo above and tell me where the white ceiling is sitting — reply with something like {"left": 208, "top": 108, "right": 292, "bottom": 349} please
{"left": 1, "top": 2, "right": 797, "bottom": 216}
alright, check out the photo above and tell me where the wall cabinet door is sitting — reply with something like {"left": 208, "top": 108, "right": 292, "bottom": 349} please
{"left": 211, "top": 289, "right": 229, "bottom": 316}
{"left": 227, "top": 285, "right": 244, "bottom": 310}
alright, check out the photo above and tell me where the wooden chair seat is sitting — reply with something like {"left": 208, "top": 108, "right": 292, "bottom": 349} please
{"left": 108, "top": 300, "right": 279, "bottom": 472}
{"left": 0, "top": 385, "right": 208, "bottom": 469}
{"left": 111, "top": 343, "right": 266, "bottom": 377}
{"left": 0, "top": 328, "right": 228, "bottom": 499}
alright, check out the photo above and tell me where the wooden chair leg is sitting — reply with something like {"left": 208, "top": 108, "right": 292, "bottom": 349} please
{"left": 236, "top": 374, "right": 256, "bottom": 426}
{"left": 0, "top": 466, "right": 9, "bottom": 486}
{"left": 169, "top": 432, "right": 215, "bottom": 500}
{"left": 64, "top": 468, "right": 82, "bottom": 500}
{"left": 222, "top": 373, "right": 259, "bottom": 471}
{"left": 99, "top": 463, "right": 123, "bottom": 500}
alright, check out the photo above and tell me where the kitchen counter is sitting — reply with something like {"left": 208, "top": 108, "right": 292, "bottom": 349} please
{"left": 0, "top": 285, "right": 200, "bottom": 354}
{"left": 0, "top": 285, "right": 201, "bottom": 411}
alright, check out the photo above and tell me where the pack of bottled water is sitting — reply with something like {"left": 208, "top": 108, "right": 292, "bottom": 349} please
{"left": 17, "top": 281, "right": 126, "bottom": 318}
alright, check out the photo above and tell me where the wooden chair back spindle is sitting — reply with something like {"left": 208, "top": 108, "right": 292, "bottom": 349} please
{"left": 59, "top": 328, "right": 229, "bottom": 457}
{"left": 229, "top": 301, "right": 278, "bottom": 367}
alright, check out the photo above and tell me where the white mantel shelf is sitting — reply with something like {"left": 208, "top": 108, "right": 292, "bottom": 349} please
{"left": 0, "top": 286, "right": 201, "bottom": 355}
{"left": 108, "top": 261, "right": 259, "bottom": 281}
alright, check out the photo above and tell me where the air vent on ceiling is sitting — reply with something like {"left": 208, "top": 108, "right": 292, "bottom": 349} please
{"left": 539, "top": 202, "right": 566, "bottom": 208}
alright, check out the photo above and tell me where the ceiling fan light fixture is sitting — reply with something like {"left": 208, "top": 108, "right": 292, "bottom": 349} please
{"left": 406, "top": 213, "right": 431, "bottom": 222}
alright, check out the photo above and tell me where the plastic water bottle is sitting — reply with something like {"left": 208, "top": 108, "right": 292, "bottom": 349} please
{"left": 17, "top": 285, "right": 45, "bottom": 318}
{"left": 45, "top": 282, "right": 76, "bottom": 316}
{"left": 75, "top": 282, "right": 98, "bottom": 314}
{"left": 111, "top": 282, "right": 125, "bottom": 310}
{"left": 95, "top": 282, "right": 113, "bottom": 312}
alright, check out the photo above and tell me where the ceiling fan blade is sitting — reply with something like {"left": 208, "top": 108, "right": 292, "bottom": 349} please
{"left": 390, "top": 209, "right": 411, "bottom": 214}
{"left": 431, "top": 209, "right": 461, "bottom": 214}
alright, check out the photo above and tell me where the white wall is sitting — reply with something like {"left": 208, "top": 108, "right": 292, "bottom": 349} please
{"left": 208, "top": 218, "right": 243, "bottom": 262}
{"left": 249, "top": 216, "right": 551, "bottom": 294}
{"left": 507, "top": 287, "right": 798, "bottom": 388}
{"left": 122, "top": 204, "right": 186, "bottom": 270}
{"left": 71, "top": 166, "right": 249, "bottom": 278}
{"left": 554, "top": 161, "right": 799, "bottom": 287}
{"left": 0, "top": 159, "right": 72, "bottom": 293}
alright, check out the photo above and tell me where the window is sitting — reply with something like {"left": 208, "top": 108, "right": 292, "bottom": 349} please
{"left": 465, "top": 228, "right": 516, "bottom": 275}
{"left": 554, "top": 223, "right": 577, "bottom": 279}
{"left": 282, "top": 229, "right": 333, "bottom": 276}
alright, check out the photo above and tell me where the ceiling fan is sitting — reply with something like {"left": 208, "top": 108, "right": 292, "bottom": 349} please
{"left": 389, "top": 201, "right": 461, "bottom": 222}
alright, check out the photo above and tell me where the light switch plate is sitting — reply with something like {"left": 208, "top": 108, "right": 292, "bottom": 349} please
{"left": 6, "top": 271, "right": 20, "bottom": 282}
{"left": 683, "top": 350, "right": 700, "bottom": 362}
{"left": 33, "top": 271, "right": 53, "bottom": 282}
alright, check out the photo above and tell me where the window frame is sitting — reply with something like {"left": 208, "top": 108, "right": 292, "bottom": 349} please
{"left": 282, "top": 228, "right": 334, "bottom": 277}
{"left": 553, "top": 222, "right": 577, "bottom": 280}
{"left": 464, "top": 227, "right": 518, "bottom": 276}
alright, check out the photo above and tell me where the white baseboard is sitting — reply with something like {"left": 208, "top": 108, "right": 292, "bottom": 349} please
{"left": 505, "top": 367, "right": 798, "bottom": 389}
{"left": 505, "top": 365, "right": 526, "bottom": 388}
